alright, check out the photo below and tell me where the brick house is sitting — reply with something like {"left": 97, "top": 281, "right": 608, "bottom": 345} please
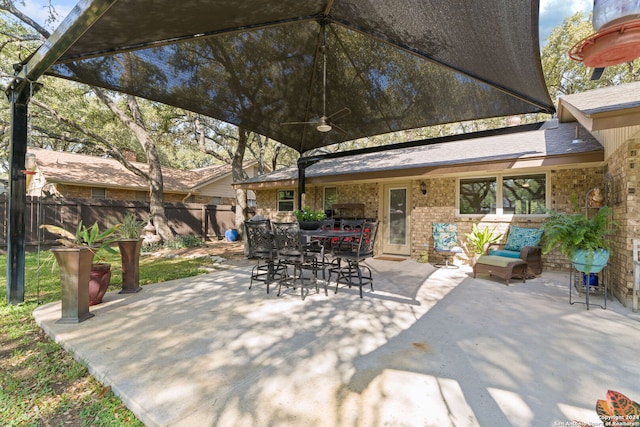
{"left": 236, "top": 82, "right": 640, "bottom": 308}
{"left": 26, "top": 147, "right": 261, "bottom": 206}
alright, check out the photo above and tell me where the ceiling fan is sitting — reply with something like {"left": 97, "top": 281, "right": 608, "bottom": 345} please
{"left": 282, "top": 24, "right": 351, "bottom": 134}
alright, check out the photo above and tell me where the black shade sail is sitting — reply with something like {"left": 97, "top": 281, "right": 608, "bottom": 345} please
{"left": 26, "top": 0, "right": 554, "bottom": 153}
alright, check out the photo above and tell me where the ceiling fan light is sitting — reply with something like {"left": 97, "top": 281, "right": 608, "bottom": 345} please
{"left": 316, "top": 117, "right": 332, "bottom": 132}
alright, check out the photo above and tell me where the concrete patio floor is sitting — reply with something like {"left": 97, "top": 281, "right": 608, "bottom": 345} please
{"left": 33, "top": 259, "right": 640, "bottom": 427}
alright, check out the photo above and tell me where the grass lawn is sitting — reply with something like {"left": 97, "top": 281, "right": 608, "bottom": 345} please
{"left": 0, "top": 248, "right": 222, "bottom": 426}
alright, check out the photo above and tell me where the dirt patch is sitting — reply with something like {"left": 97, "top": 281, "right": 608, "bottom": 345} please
{"left": 148, "top": 240, "right": 246, "bottom": 260}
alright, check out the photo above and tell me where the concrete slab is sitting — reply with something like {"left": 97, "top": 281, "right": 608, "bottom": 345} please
{"left": 33, "top": 260, "right": 640, "bottom": 427}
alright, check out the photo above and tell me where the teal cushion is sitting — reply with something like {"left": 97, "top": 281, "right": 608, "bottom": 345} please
{"left": 504, "top": 227, "right": 543, "bottom": 251}
{"left": 488, "top": 249, "right": 521, "bottom": 258}
{"left": 432, "top": 223, "right": 459, "bottom": 251}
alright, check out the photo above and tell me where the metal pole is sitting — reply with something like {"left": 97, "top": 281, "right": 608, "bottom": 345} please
{"left": 6, "top": 86, "right": 29, "bottom": 304}
{"left": 297, "top": 162, "right": 306, "bottom": 210}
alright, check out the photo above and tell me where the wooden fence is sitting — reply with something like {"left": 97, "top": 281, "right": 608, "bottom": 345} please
{"left": 0, "top": 195, "right": 250, "bottom": 247}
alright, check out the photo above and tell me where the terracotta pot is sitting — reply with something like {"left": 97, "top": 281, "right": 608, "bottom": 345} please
{"left": 89, "top": 263, "right": 111, "bottom": 305}
{"left": 51, "top": 247, "right": 95, "bottom": 323}
{"left": 117, "top": 238, "right": 143, "bottom": 293}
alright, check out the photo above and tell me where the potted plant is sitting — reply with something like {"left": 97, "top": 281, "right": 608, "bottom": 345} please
{"left": 464, "top": 224, "right": 502, "bottom": 262}
{"left": 41, "top": 221, "right": 122, "bottom": 312}
{"left": 116, "top": 214, "right": 146, "bottom": 294}
{"left": 293, "top": 206, "right": 327, "bottom": 230}
{"left": 541, "top": 206, "right": 615, "bottom": 274}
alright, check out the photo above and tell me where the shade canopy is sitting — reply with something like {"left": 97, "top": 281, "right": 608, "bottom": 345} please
{"left": 24, "top": 0, "right": 554, "bottom": 153}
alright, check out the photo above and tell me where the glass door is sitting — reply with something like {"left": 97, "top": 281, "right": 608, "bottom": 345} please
{"left": 382, "top": 183, "right": 411, "bottom": 255}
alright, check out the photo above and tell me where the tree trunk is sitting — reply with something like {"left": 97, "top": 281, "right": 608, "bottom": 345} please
{"left": 126, "top": 95, "right": 174, "bottom": 242}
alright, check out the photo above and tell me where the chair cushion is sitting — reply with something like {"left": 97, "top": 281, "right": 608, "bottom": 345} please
{"left": 504, "top": 227, "right": 543, "bottom": 251}
{"left": 488, "top": 249, "right": 521, "bottom": 258}
{"left": 476, "top": 255, "right": 524, "bottom": 268}
{"left": 433, "top": 223, "right": 459, "bottom": 250}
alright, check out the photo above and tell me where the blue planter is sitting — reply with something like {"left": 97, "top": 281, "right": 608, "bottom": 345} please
{"left": 581, "top": 272, "right": 599, "bottom": 287}
{"left": 225, "top": 229, "right": 239, "bottom": 242}
{"left": 571, "top": 249, "right": 609, "bottom": 274}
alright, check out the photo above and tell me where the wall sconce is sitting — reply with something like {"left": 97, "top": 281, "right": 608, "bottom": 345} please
{"left": 420, "top": 181, "right": 427, "bottom": 195}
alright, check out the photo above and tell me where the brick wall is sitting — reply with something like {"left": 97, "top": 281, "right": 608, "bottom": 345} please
{"left": 605, "top": 137, "right": 640, "bottom": 306}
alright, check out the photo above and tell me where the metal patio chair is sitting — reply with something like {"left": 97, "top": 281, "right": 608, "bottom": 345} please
{"left": 432, "top": 223, "right": 463, "bottom": 269}
{"left": 244, "top": 219, "right": 286, "bottom": 293}
{"left": 272, "top": 221, "right": 326, "bottom": 300}
{"left": 329, "top": 221, "right": 379, "bottom": 298}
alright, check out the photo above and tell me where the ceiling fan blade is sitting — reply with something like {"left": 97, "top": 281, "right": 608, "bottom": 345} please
{"left": 330, "top": 122, "right": 348, "bottom": 135}
{"left": 281, "top": 120, "right": 314, "bottom": 126}
{"left": 327, "top": 107, "right": 351, "bottom": 121}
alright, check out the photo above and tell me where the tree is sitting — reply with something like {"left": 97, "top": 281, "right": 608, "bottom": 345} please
{"left": 541, "top": 11, "right": 640, "bottom": 101}
{"left": 0, "top": 2, "right": 177, "bottom": 241}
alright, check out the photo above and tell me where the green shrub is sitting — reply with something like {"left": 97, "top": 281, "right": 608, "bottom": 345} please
{"left": 164, "top": 235, "right": 203, "bottom": 249}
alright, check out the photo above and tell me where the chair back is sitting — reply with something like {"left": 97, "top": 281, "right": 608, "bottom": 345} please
{"left": 340, "top": 219, "right": 364, "bottom": 231}
{"left": 432, "top": 223, "right": 459, "bottom": 250}
{"left": 318, "top": 219, "right": 335, "bottom": 231}
{"left": 244, "top": 219, "right": 274, "bottom": 259}
{"left": 272, "top": 221, "right": 304, "bottom": 261}
{"left": 355, "top": 221, "right": 379, "bottom": 257}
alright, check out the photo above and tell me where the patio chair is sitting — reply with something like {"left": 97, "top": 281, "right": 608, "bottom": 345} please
{"left": 306, "top": 219, "right": 335, "bottom": 266}
{"left": 272, "top": 221, "right": 326, "bottom": 300}
{"left": 329, "top": 221, "right": 379, "bottom": 298}
{"left": 486, "top": 226, "right": 543, "bottom": 277}
{"left": 432, "top": 223, "right": 463, "bottom": 269}
{"left": 244, "top": 219, "right": 286, "bottom": 293}
{"left": 332, "top": 219, "right": 364, "bottom": 252}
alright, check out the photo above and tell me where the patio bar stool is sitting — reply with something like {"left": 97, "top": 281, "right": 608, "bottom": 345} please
{"left": 329, "top": 221, "right": 379, "bottom": 298}
{"left": 272, "top": 221, "right": 326, "bottom": 300}
{"left": 244, "top": 219, "right": 286, "bottom": 293}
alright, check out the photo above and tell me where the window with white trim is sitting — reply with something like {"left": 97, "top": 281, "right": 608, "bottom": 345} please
{"left": 458, "top": 173, "right": 547, "bottom": 216}
{"left": 277, "top": 190, "right": 295, "bottom": 212}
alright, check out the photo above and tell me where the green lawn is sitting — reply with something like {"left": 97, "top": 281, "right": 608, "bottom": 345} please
{"left": 0, "top": 249, "right": 217, "bottom": 426}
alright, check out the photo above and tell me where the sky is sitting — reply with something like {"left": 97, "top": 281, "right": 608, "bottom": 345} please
{"left": 18, "top": 0, "right": 594, "bottom": 47}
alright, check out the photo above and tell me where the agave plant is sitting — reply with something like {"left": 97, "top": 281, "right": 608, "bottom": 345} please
{"left": 40, "top": 220, "right": 122, "bottom": 258}
{"left": 465, "top": 223, "right": 502, "bottom": 255}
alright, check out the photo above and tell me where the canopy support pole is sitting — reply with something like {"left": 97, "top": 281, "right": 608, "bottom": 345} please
{"left": 297, "top": 157, "right": 322, "bottom": 210}
{"left": 3, "top": 0, "right": 115, "bottom": 304}
{"left": 297, "top": 165, "right": 305, "bottom": 209}
{"left": 6, "top": 85, "right": 30, "bottom": 304}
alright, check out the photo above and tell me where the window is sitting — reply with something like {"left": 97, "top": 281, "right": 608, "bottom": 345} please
{"left": 136, "top": 191, "right": 147, "bottom": 201}
{"left": 211, "top": 196, "right": 222, "bottom": 205}
{"left": 459, "top": 178, "right": 496, "bottom": 214}
{"left": 323, "top": 187, "right": 337, "bottom": 212}
{"left": 91, "top": 187, "right": 106, "bottom": 199}
{"left": 459, "top": 173, "right": 547, "bottom": 216}
{"left": 502, "top": 174, "right": 546, "bottom": 214}
{"left": 277, "top": 190, "right": 295, "bottom": 212}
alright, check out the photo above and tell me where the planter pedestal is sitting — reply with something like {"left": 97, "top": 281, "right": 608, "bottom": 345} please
{"left": 52, "top": 247, "right": 95, "bottom": 324}
{"left": 118, "top": 239, "right": 143, "bottom": 293}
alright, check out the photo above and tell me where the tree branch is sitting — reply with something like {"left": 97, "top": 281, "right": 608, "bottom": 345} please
{"left": 31, "top": 98, "right": 150, "bottom": 180}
